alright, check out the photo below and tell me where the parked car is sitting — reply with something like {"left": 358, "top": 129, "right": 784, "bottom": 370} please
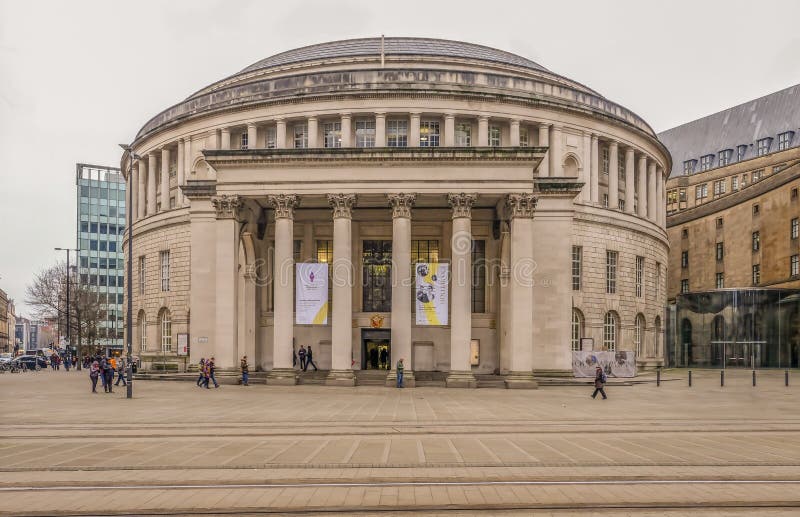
{"left": 15, "top": 355, "right": 48, "bottom": 370}
{"left": 0, "top": 353, "right": 13, "bottom": 363}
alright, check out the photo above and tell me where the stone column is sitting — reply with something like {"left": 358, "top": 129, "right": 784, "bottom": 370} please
{"left": 538, "top": 124, "right": 550, "bottom": 177}
{"left": 340, "top": 113, "right": 352, "bottom": 147}
{"left": 409, "top": 113, "right": 421, "bottom": 147}
{"left": 160, "top": 147, "right": 170, "bottom": 211}
{"left": 138, "top": 158, "right": 147, "bottom": 219}
{"left": 147, "top": 153, "right": 157, "bottom": 216}
{"left": 247, "top": 123, "right": 257, "bottom": 149}
{"left": 444, "top": 114, "right": 455, "bottom": 147}
{"left": 509, "top": 119, "right": 520, "bottom": 147}
{"left": 267, "top": 194, "right": 299, "bottom": 384}
{"left": 657, "top": 167, "right": 665, "bottom": 226}
{"left": 477, "top": 116, "right": 489, "bottom": 146}
{"left": 176, "top": 140, "right": 185, "bottom": 207}
{"left": 504, "top": 193, "right": 538, "bottom": 389}
{"left": 446, "top": 193, "right": 478, "bottom": 388}
{"left": 549, "top": 125, "right": 562, "bottom": 177}
{"left": 388, "top": 193, "right": 416, "bottom": 387}
{"left": 220, "top": 128, "right": 231, "bottom": 150}
{"left": 375, "top": 112, "right": 386, "bottom": 147}
{"left": 326, "top": 194, "right": 357, "bottom": 386}
{"left": 648, "top": 160, "right": 657, "bottom": 222}
{"left": 624, "top": 148, "right": 635, "bottom": 214}
{"left": 307, "top": 117, "right": 318, "bottom": 148}
{"left": 590, "top": 134, "right": 599, "bottom": 203}
{"left": 580, "top": 132, "right": 591, "bottom": 203}
{"left": 637, "top": 155, "right": 648, "bottom": 218}
{"left": 608, "top": 141, "right": 619, "bottom": 209}
{"left": 130, "top": 162, "right": 139, "bottom": 222}
{"left": 211, "top": 195, "right": 241, "bottom": 370}
{"left": 275, "top": 118, "right": 286, "bottom": 149}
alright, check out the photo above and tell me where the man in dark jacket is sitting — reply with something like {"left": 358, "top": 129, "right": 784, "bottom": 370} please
{"left": 305, "top": 346, "right": 318, "bottom": 372}
{"left": 240, "top": 355, "right": 249, "bottom": 386}
{"left": 591, "top": 366, "right": 607, "bottom": 399}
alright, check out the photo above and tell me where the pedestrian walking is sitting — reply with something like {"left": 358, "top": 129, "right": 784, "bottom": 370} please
{"left": 298, "top": 346, "right": 307, "bottom": 371}
{"left": 196, "top": 358, "right": 206, "bottom": 387}
{"left": 99, "top": 357, "right": 109, "bottom": 391}
{"left": 115, "top": 360, "right": 127, "bottom": 386}
{"left": 103, "top": 358, "right": 114, "bottom": 393}
{"left": 305, "top": 346, "right": 318, "bottom": 372}
{"left": 201, "top": 360, "right": 211, "bottom": 389}
{"left": 379, "top": 348, "right": 388, "bottom": 370}
{"left": 89, "top": 360, "right": 99, "bottom": 393}
{"left": 396, "top": 358, "right": 405, "bottom": 388}
{"left": 208, "top": 356, "right": 219, "bottom": 388}
{"left": 240, "top": 355, "right": 249, "bottom": 386}
{"left": 591, "top": 366, "right": 608, "bottom": 400}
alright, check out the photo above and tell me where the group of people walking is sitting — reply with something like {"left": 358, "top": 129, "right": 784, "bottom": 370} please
{"left": 88, "top": 355, "right": 127, "bottom": 393}
{"left": 196, "top": 357, "right": 220, "bottom": 388}
{"left": 294, "top": 345, "right": 318, "bottom": 372}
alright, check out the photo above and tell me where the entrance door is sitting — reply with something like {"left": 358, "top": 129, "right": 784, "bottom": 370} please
{"left": 361, "top": 329, "right": 391, "bottom": 370}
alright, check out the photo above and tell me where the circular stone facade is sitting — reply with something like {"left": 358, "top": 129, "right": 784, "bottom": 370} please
{"left": 123, "top": 37, "right": 670, "bottom": 382}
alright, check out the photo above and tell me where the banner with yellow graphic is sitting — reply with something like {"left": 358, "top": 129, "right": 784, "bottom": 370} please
{"left": 296, "top": 263, "right": 328, "bottom": 325}
{"left": 415, "top": 262, "right": 448, "bottom": 326}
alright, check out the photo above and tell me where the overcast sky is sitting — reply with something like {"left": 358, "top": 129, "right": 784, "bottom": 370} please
{"left": 1, "top": 0, "right": 799, "bottom": 317}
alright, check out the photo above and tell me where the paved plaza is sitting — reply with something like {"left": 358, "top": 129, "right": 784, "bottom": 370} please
{"left": 1, "top": 369, "right": 800, "bottom": 515}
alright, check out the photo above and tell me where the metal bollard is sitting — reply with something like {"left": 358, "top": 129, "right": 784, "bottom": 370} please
{"left": 688, "top": 370, "right": 692, "bottom": 387}
{"left": 720, "top": 370, "right": 725, "bottom": 387}
{"left": 752, "top": 370, "right": 756, "bottom": 387}
{"left": 786, "top": 370, "right": 790, "bottom": 387}
{"left": 657, "top": 368, "right": 661, "bottom": 387}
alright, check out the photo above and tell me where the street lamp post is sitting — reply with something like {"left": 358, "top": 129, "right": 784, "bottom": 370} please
{"left": 119, "top": 144, "right": 140, "bottom": 399}
{"left": 54, "top": 247, "right": 79, "bottom": 368}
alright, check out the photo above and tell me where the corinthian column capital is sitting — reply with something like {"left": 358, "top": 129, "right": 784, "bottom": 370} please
{"left": 388, "top": 193, "right": 416, "bottom": 219}
{"left": 447, "top": 193, "right": 478, "bottom": 219}
{"left": 211, "top": 194, "right": 243, "bottom": 220}
{"left": 327, "top": 193, "right": 357, "bottom": 219}
{"left": 506, "top": 193, "right": 537, "bottom": 219}
{"left": 267, "top": 194, "right": 299, "bottom": 219}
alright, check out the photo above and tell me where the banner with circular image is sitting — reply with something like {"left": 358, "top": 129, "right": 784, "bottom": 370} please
{"left": 415, "top": 262, "right": 448, "bottom": 326}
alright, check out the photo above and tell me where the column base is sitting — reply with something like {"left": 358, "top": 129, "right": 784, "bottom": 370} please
{"left": 385, "top": 370, "right": 415, "bottom": 388}
{"left": 266, "top": 368, "right": 297, "bottom": 386}
{"left": 446, "top": 370, "right": 477, "bottom": 388}
{"left": 504, "top": 371, "right": 539, "bottom": 389}
{"left": 325, "top": 369, "right": 356, "bottom": 386}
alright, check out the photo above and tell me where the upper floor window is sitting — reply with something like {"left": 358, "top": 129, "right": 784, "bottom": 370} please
{"left": 420, "top": 121, "right": 440, "bottom": 147}
{"left": 667, "top": 189, "right": 678, "bottom": 204}
{"left": 240, "top": 132, "right": 248, "bottom": 150}
{"left": 753, "top": 264, "right": 761, "bottom": 285}
{"left": 265, "top": 127, "right": 277, "bottom": 149}
{"left": 757, "top": 138, "right": 772, "bottom": 156}
{"left": 792, "top": 218, "right": 799, "bottom": 240}
{"left": 681, "top": 279, "right": 689, "bottom": 293}
{"left": 293, "top": 124, "right": 308, "bottom": 149}
{"left": 700, "top": 154, "right": 714, "bottom": 171}
{"left": 355, "top": 119, "right": 375, "bottom": 148}
{"left": 617, "top": 154, "right": 625, "bottom": 179}
{"left": 160, "top": 250, "right": 170, "bottom": 292}
{"left": 716, "top": 272, "right": 724, "bottom": 289}
{"left": 519, "top": 127, "right": 529, "bottom": 147}
{"left": 488, "top": 125, "right": 501, "bottom": 147}
{"left": 713, "top": 179, "right": 726, "bottom": 196}
{"left": 737, "top": 144, "right": 748, "bottom": 161}
{"left": 695, "top": 184, "right": 708, "bottom": 201}
{"left": 716, "top": 242, "right": 724, "bottom": 261}
{"left": 602, "top": 148, "right": 610, "bottom": 175}
{"left": 752, "top": 231, "right": 760, "bottom": 251}
{"left": 455, "top": 123, "right": 471, "bottom": 146}
{"left": 138, "top": 256, "right": 146, "bottom": 295}
{"left": 752, "top": 169, "right": 763, "bottom": 182}
{"left": 681, "top": 250, "right": 689, "bottom": 268}
{"left": 792, "top": 255, "right": 800, "bottom": 278}
{"left": 387, "top": 120, "right": 408, "bottom": 147}
{"left": 635, "top": 256, "right": 644, "bottom": 298}
{"left": 683, "top": 159, "right": 697, "bottom": 175}
{"left": 323, "top": 122, "right": 342, "bottom": 148}
{"left": 606, "top": 250, "right": 618, "bottom": 294}
{"left": 572, "top": 246, "right": 582, "bottom": 291}
{"left": 778, "top": 131, "right": 794, "bottom": 151}
{"left": 732, "top": 176, "right": 740, "bottom": 191}
{"left": 718, "top": 149, "right": 733, "bottom": 166}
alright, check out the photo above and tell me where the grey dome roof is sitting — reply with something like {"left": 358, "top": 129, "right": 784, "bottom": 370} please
{"left": 240, "top": 37, "right": 549, "bottom": 74}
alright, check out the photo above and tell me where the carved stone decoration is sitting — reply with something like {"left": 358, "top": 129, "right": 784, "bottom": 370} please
{"left": 388, "top": 193, "right": 417, "bottom": 219}
{"left": 505, "top": 193, "right": 537, "bottom": 219}
{"left": 211, "top": 194, "right": 242, "bottom": 220}
{"left": 327, "top": 193, "right": 357, "bottom": 219}
{"left": 266, "top": 194, "right": 299, "bottom": 219}
{"left": 447, "top": 193, "right": 478, "bottom": 219}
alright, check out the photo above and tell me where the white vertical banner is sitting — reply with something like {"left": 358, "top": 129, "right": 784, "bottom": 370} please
{"left": 295, "top": 263, "right": 328, "bottom": 325}
{"left": 415, "top": 262, "right": 449, "bottom": 325}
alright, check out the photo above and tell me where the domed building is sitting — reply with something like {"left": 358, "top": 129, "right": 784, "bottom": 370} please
{"left": 122, "top": 37, "right": 670, "bottom": 387}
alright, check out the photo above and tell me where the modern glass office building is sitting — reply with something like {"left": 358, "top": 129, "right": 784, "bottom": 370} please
{"left": 76, "top": 164, "right": 126, "bottom": 353}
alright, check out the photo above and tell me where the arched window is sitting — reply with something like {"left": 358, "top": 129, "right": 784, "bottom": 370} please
{"left": 604, "top": 311, "right": 619, "bottom": 351}
{"left": 563, "top": 156, "right": 579, "bottom": 177}
{"left": 159, "top": 308, "right": 172, "bottom": 353}
{"left": 138, "top": 310, "right": 147, "bottom": 352}
{"left": 571, "top": 309, "right": 584, "bottom": 351}
{"left": 634, "top": 313, "right": 646, "bottom": 357}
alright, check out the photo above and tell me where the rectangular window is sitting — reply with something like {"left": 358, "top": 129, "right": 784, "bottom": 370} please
{"left": 355, "top": 119, "right": 376, "bottom": 148}
{"left": 455, "top": 123, "right": 471, "bottom": 146}
{"left": 240, "top": 132, "right": 248, "bottom": 150}
{"left": 716, "top": 272, "right": 724, "bottom": 289}
{"left": 160, "top": 250, "right": 170, "bottom": 292}
{"left": 778, "top": 131, "right": 794, "bottom": 151}
{"left": 293, "top": 124, "right": 308, "bottom": 149}
{"left": 718, "top": 149, "right": 732, "bottom": 166}
{"left": 742, "top": 174, "right": 748, "bottom": 187}
{"left": 757, "top": 138, "right": 771, "bottom": 156}
{"left": 161, "top": 313, "right": 171, "bottom": 353}
{"left": 572, "top": 246, "right": 582, "bottom": 291}
{"left": 793, "top": 188, "right": 798, "bottom": 200}
{"left": 732, "top": 176, "right": 739, "bottom": 191}
{"left": 169, "top": 196, "right": 176, "bottom": 209}
{"left": 316, "top": 240, "right": 333, "bottom": 310}
{"left": 679, "top": 188, "right": 687, "bottom": 202}
{"left": 618, "top": 199, "right": 625, "bottom": 211}
{"left": 618, "top": 155, "right": 625, "bottom": 180}
{"left": 606, "top": 250, "right": 618, "bottom": 294}
{"left": 752, "top": 231, "right": 760, "bottom": 251}
{"left": 752, "top": 169, "right": 763, "bottom": 182}
{"left": 488, "top": 125, "right": 501, "bottom": 147}
{"left": 519, "top": 127, "right": 529, "bottom": 147}
{"left": 681, "top": 279, "right": 689, "bottom": 294}
{"left": 737, "top": 145, "right": 747, "bottom": 161}
{"left": 635, "top": 256, "right": 644, "bottom": 298}
{"left": 667, "top": 189, "right": 678, "bottom": 204}
{"left": 716, "top": 242, "right": 724, "bottom": 261}
{"left": 362, "top": 240, "right": 392, "bottom": 312}
{"left": 683, "top": 160, "right": 696, "bottom": 175}
{"left": 603, "top": 193, "right": 609, "bottom": 208}
{"left": 265, "top": 127, "right": 277, "bottom": 149}
{"left": 323, "top": 122, "right": 342, "bottom": 148}
{"left": 792, "top": 218, "right": 799, "bottom": 239}
{"left": 602, "top": 148, "right": 610, "bottom": 175}
{"left": 753, "top": 264, "right": 761, "bottom": 285}
{"left": 716, "top": 217, "right": 724, "bottom": 229}
{"left": 138, "top": 256, "right": 146, "bottom": 295}
{"left": 713, "top": 179, "right": 726, "bottom": 196}
{"left": 681, "top": 251, "right": 689, "bottom": 268}
{"left": 419, "top": 121, "right": 440, "bottom": 147}
{"left": 753, "top": 204, "right": 760, "bottom": 216}
{"left": 471, "top": 240, "right": 486, "bottom": 313}
{"left": 793, "top": 255, "right": 800, "bottom": 277}
{"left": 700, "top": 154, "right": 714, "bottom": 171}
{"left": 387, "top": 119, "right": 408, "bottom": 147}
{"left": 695, "top": 184, "right": 708, "bottom": 201}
